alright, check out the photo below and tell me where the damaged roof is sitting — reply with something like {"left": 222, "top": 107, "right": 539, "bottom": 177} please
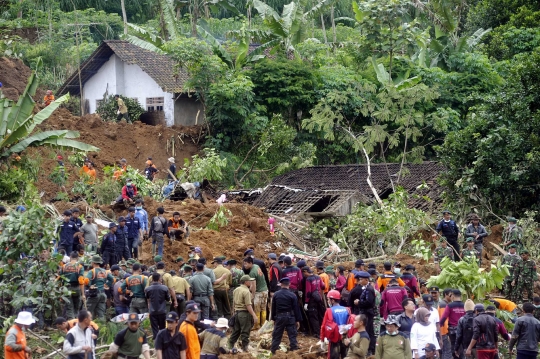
{"left": 253, "top": 162, "right": 445, "bottom": 215}
{"left": 58, "top": 40, "right": 188, "bottom": 96}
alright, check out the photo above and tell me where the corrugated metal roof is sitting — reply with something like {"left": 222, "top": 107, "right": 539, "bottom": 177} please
{"left": 58, "top": 40, "right": 188, "bottom": 95}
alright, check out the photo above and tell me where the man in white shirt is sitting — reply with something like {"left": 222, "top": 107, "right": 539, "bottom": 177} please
{"left": 63, "top": 310, "right": 95, "bottom": 359}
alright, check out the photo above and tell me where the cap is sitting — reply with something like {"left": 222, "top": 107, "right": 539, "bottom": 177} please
{"left": 355, "top": 259, "right": 365, "bottom": 267}
{"left": 175, "top": 256, "right": 184, "bottom": 262}
{"left": 520, "top": 249, "right": 530, "bottom": 255}
{"left": 91, "top": 255, "right": 103, "bottom": 264}
{"left": 278, "top": 255, "right": 286, "bottom": 262}
{"left": 442, "top": 210, "right": 451, "bottom": 214}
{"left": 185, "top": 303, "right": 202, "bottom": 313}
{"left": 315, "top": 260, "right": 325, "bottom": 268}
{"left": 280, "top": 277, "right": 291, "bottom": 283}
{"left": 165, "top": 312, "right": 179, "bottom": 322}
{"left": 240, "top": 275, "right": 255, "bottom": 283}
{"left": 367, "top": 268, "right": 377, "bottom": 275}
{"left": 486, "top": 305, "right": 496, "bottom": 311}
{"left": 119, "top": 260, "right": 127, "bottom": 266}
{"left": 196, "top": 263, "right": 205, "bottom": 270}
{"left": 110, "top": 265, "right": 120, "bottom": 271}
{"left": 424, "top": 343, "right": 437, "bottom": 352}
{"left": 183, "top": 265, "right": 192, "bottom": 271}
{"left": 168, "top": 157, "right": 175, "bottom": 163}
{"left": 86, "top": 213, "right": 93, "bottom": 218}
{"left": 71, "top": 207, "right": 80, "bottom": 213}
{"left": 368, "top": 263, "right": 376, "bottom": 269}
{"left": 54, "top": 317, "right": 67, "bottom": 325}
{"left": 507, "top": 216, "right": 517, "bottom": 223}
{"left": 354, "top": 271, "right": 370, "bottom": 279}
{"left": 227, "top": 259, "right": 237, "bottom": 265}
{"left": 465, "top": 237, "right": 474, "bottom": 243}
{"left": 120, "top": 158, "right": 127, "bottom": 162}
{"left": 474, "top": 304, "right": 485, "bottom": 312}
{"left": 212, "top": 257, "right": 223, "bottom": 264}
{"left": 296, "top": 260, "right": 306, "bottom": 268}
{"left": 128, "top": 207, "right": 136, "bottom": 212}
{"left": 325, "top": 266, "right": 334, "bottom": 273}
{"left": 154, "top": 255, "right": 162, "bottom": 262}
{"left": 422, "top": 294, "right": 434, "bottom": 305}
{"left": 109, "top": 222, "right": 117, "bottom": 229}
{"left": 194, "top": 247, "right": 202, "bottom": 254}
{"left": 63, "top": 210, "right": 72, "bottom": 216}
{"left": 405, "top": 264, "right": 415, "bottom": 270}
{"left": 268, "top": 253, "right": 277, "bottom": 260}
{"left": 243, "top": 249, "right": 254, "bottom": 256}
{"left": 118, "top": 216, "right": 126, "bottom": 222}
{"left": 127, "top": 313, "right": 140, "bottom": 323}
{"left": 508, "top": 244, "right": 517, "bottom": 249}
{"left": 429, "top": 286, "right": 439, "bottom": 292}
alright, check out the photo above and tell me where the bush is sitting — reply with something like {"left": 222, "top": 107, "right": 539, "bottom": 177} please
{"left": 96, "top": 95, "right": 145, "bottom": 123}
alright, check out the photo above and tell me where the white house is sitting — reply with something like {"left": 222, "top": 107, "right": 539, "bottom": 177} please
{"left": 58, "top": 40, "right": 204, "bottom": 126}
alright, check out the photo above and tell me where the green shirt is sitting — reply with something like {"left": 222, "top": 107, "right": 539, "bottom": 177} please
{"left": 248, "top": 264, "right": 268, "bottom": 292}
{"left": 116, "top": 328, "right": 147, "bottom": 357}
{"left": 375, "top": 332, "right": 412, "bottom": 359}
{"left": 189, "top": 272, "right": 213, "bottom": 297}
{"left": 86, "top": 267, "right": 114, "bottom": 290}
{"left": 61, "top": 262, "right": 84, "bottom": 286}
{"left": 121, "top": 274, "right": 148, "bottom": 298}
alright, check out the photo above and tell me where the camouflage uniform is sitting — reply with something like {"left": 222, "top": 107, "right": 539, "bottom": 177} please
{"left": 373, "top": 282, "right": 382, "bottom": 337}
{"left": 512, "top": 259, "right": 537, "bottom": 303}
{"left": 534, "top": 305, "right": 540, "bottom": 321}
{"left": 502, "top": 252, "right": 522, "bottom": 297}
{"left": 461, "top": 248, "right": 480, "bottom": 264}
{"left": 434, "top": 245, "right": 454, "bottom": 264}
{"left": 228, "top": 267, "right": 244, "bottom": 311}
{"left": 503, "top": 224, "right": 524, "bottom": 250}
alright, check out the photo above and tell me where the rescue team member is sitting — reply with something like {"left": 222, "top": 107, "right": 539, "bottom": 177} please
{"left": 59, "top": 251, "right": 86, "bottom": 319}
{"left": 440, "top": 289, "right": 465, "bottom": 359}
{"left": 85, "top": 255, "right": 114, "bottom": 320}
{"left": 43, "top": 89, "right": 55, "bottom": 106}
{"left": 100, "top": 223, "right": 118, "bottom": 268}
{"left": 4, "top": 311, "right": 34, "bottom": 359}
{"left": 321, "top": 290, "right": 351, "bottom": 359}
{"left": 120, "top": 263, "right": 149, "bottom": 314}
{"left": 168, "top": 211, "right": 191, "bottom": 245}
{"left": 54, "top": 316, "right": 100, "bottom": 343}
{"left": 145, "top": 272, "right": 171, "bottom": 339}
{"left": 62, "top": 310, "right": 95, "bottom": 359}
{"left": 343, "top": 314, "right": 370, "bottom": 359}
{"left": 180, "top": 303, "right": 201, "bottom": 359}
{"left": 58, "top": 210, "right": 81, "bottom": 255}
{"left": 116, "top": 217, "right": 131, "bottom": 261}
{"left": 108, "top": 313, "right": 150, "bottom": 359}
{"left": 270, "top": 277, "right": 302, "bottom": 354}
{"left": 155, "top": 312, "right": 187, "bottom": 359}
{"left": 212, "top": 257, "right": 232, "bottom": 319}
{"left": 125, "top": 207, "right": 142, "bottom": 259}
{"left": 374, "top": 315, "right": 412, "bottom": 359}
{"left": 199, "top": 318, "right": 237, "bottom": 357}
{"left": 229, "top": 275, "right": 258, "bottom": 352}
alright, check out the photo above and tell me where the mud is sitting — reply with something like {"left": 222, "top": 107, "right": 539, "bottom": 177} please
{"left": 0, "top": 57, "right": 33, "bottom": 101}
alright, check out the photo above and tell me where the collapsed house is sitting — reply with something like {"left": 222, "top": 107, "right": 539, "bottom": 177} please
{"left": 252, "top": 162, "right": 445, "bottom": 217}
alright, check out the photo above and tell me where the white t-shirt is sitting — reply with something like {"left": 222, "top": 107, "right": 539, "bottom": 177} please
{"left": 414, "top": 306, "right": 439, "bottom": 328}
{"left": 410, "top": 322, "right": 440, "bottom": 353}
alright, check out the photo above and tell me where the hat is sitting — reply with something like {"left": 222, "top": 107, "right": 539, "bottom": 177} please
{"left": 183, "top": 265, "right": 192, "bottom": 271}
{"left": 355, "top": 259, "right": 365, "bottom": 267}
{"left": 215, "top": 318, "right": 229, "bottom": 328}
{"left": 71, "top": 207, "right": 80, "bottom": 213}
{"left": 127, "top": 313, "right": 140, "bottom": 323}
{"left": 424, "top": 343, "right": 437, "bottom": 352}
{"left": 354, "top": 271, "right": 370, "bottom": 279}
{"left": 63, "top": 210, "right": 72, "bottom": 216}
{"left": 127, "top": 258, "right": 136, "bottom": 265}
{"left": 118, "top": 216, "right": 126, "bottom": 222}
{"left": 280, "top": 277, "right": 291, "bottom": 283}
{"left": 442, "top": 210, "right": 451, "bottom": 214}
{"left": 166, "top": 312, "right": 179, "bottom": 322}
{"left": 243, "top": 249, "right": 254, "bottom": 256}
{"left": 474, "top": 304, "right": 485, "bottom": 312}
{"left": 422, "top": 294, "right": 434, "bottom": 305}
{"left": 124, "top": 273, "right": 131, "bottom": 279}
{"left": 368, "top": 263, "right": 376, "bottom": 269}
{"left": 428, "top": 286, "right": 439, "bottom": 292}
{"left": 109, "top": 222, "right": 117, "bottom": 229}
{"left": 86, "top": 213, "right": 93, "bottom": 218}
{"left": 486, "top": 305, "right": 496, "bottom": 311}
{"left": 507, "top": 216, "right": 517, "bottom": 223}
{"left": 110, "top": 265, "right": 120, "bottom": 271}
{"left": 91, "top": 255, "right": 103, "bottom": 264}
{"left": 227, "top": 259, "right": 237, "bottom": 265}
{"left": 240, "top": 275, "right": 255, "bottom": 283}
{"left": 278, "top": 255, "right": 286, "bottom": 262}
{"left": 508, "top": 244, "right": 517, "bottom": 249}
{"left": 464, "top": 299, "right": 475, "bottom": 311}
{"left": 520, "top": 249, "right": 530, "bottom": 255}
{"left": 154, "top": 255, "right": 162, "bottom": 262}
{"left": 175, "top": 256, "right": 184, "bottom": 262}
{"left": 325, "top": 266, "right": 334, "bottom": 273}
{"left": 384, "top": 314, "right": 400, "bottom": 326}
{"left": 405, "top": 264, "right": 415, "bottom": 270}
{"left": 439, "top": 236, "right": 447, "bottom": 242}
{"left": 120, "top": 158, "right": 127, "bottom": 162}
{"left": 15, "top": 312, "right": 35, "bottom": 326}
{"left": 315, "top": 260, "right": 325, "bottom": 268}
{"left": 57, "top": 155, "right": 63, "bottom": 160}
{"left": 367, "top": 268, "right": 377, "bottom": 275}
{"left": 128, "top": 206, "right": 136, "bottom": 212}
{"left": 465, "top": 237, "right": 474, "bottom": 243}
{"left": 296, "top": 260, "right": 306, "bottom": 268}
{"left": 212, "top": 257, "right": 223, "bottom": 264}
{"left": 198, "top": 257, "right": 207, "bottom": 264}
{"left": 186, "top": 303, "right": 202, "bottom": 313}
{"left": 168, "top": 157, "right": 175, "bottom": 163}
{"left": 54, "top": 317, "right": 67, "bottom": 325}
{"left": 194, "top": 247, "right": 202, "bottom": 254}
{"left": 268, "top": 253, "right": 277, "bottom": 260}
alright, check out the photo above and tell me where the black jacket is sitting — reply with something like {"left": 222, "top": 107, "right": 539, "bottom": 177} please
{"left": 472, "top": 312, "right": 498, "bottom": 350}
{"left": 455, "top": 311, "right": 475, "bottom": 351}
{"left": 509, "top": 314, "right": 540, "bottom": 353}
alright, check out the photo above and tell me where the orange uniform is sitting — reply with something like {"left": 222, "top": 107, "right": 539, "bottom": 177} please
{"left": 113, "top": 165, "right": 127, "bottom": 181}
{"left": 4, "top": 325, "right": 27, "bottom": 359}
{"left": 180, "top": 321, "right": 200, "bottom": 359}
{"left": 43, "top": 94, "right": 55, "bottom": 106}
{"left": 494, "top": 298, "right": 517, "bottom": 312}
{"left": 376, "top": 272, "right": 406, "bottom": 291}
{"left": 81, "top": 165, "right": 97, "bottom": 183}
{"left": 320, "top": 272, "right": 330, "bottom": 294}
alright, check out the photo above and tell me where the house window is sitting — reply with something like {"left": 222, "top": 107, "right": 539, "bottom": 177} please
{"left": 96, "top": 99, "right": 103, "bottom": 109}
{"left": 146, "top": 97, "right": 164, "bottom": 111}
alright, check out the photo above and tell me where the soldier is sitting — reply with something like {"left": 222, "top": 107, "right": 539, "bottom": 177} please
{"left": 502, "top": 244, "right": 521, "bottom": 297}
{"left": 502, "top": 217, "right": 523, "bottom": 250}
{"left": 464, "top": 214, "right": 488, "bottom": 256}
{"left": 434, "top": 237, "right": 454, "bottom": 273}
{"left": 85, "top": 255, "right": 114, "bottom": 320}
{"left": 212, "top": 257, "right": 231, "bottom": 319}
{"left": 229, "top": 275, "right": 258, "bottom": 351}
{"left": 226, "top": 260, "right": 243, "bottom": 311}
{"left": 270, "top": 277, "right": 302, "bottom": 354}
{"left": 115, "top": 217, "right": 131, "bottom": 261}
{"left": 368, "top": 268, "right": 382, "bottom": 343}
{"left": 461, "top": 237, "right": 480, "bottom": 264}
{"left": 175, "top": 256, "right": 186, "bottom": 277}
{"left": 120, "top": 263, "right": 149, "bottom": 314}
{"left": 189, "top": 263, "right": 215, "bottom": 320}
{"left": 512, "top": 249, "right": 537, "bottom": 303}
{"left": 532, "top": 297, "right": 540, "bottom": 321}
{"left": 168, "top": 269, "right": 191, "bottom": 315}
{"left": 59, "top": 251, "right": 86, "bottom": 319}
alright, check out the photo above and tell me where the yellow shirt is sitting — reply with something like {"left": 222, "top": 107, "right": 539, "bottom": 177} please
{"left": 233, "top": 285, "right": 252, "bottom": 311}
{"left": 213, "top": 265, "right": 231, "bottom": 290}
{"left": 117, "top": 98, "right": 128, "bottom": 114}
{"left": 169, "top": 275, "right": 190, "bottom": 295}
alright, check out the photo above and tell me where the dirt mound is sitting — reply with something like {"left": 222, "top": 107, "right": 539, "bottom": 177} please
{"left": 34, "top": 108, "right": 201, "bottom": 200}
{"left": 0, "top": 57, "right": 33, "bottom": 101}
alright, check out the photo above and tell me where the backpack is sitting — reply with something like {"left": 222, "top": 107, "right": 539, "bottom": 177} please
{"left": 322, "top": 317, "right": 341, "bottom": 343}
{"left": 461, "top": 314, "right": 475, "bottom": 347}
{"left": 152, "top": 216, "right": 166, "bottom": 233}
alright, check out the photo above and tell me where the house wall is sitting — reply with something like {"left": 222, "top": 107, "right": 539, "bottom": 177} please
{"left": 84, "top": 54, "right": 118, "bottom": 113}
{"left": 174, "top": 95, "right": 205, "bottom": 126}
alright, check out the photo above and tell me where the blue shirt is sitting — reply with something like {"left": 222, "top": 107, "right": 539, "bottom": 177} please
{"left": 116, "top": 225, "right": 129, "bottom": 247}
{"left": 100, "top": 232, "right": 116, "bottom": 253}
{"left": 58, "top": 220, "right": 80, "bottom": 247}
{"left": 135, "top": 208, "right": 148, "bottom": 232}
{"left": 125, "top": 215, "right": 141, "bottom": 239}
{"left": 331, "top": 305, "right": 350, "bottom": 325}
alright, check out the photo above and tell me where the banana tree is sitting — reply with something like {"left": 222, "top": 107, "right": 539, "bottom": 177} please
{"left": 0, "top": 72, "right": 99, "bottom": 158}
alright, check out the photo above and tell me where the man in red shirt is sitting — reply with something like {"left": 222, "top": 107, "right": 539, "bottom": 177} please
{"left": 380, "top": 278, "right": 408, "bottom": 319}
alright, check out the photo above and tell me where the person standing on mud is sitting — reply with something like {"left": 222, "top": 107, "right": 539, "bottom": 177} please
{"left": 189, "top": 263, "right": 215, "bottom": 320}
{"left": 4, "top": 312, "right": 35, "bottom": 359}
{"left": 149, "top": 207, "right": 168, "bottom": 257}
{"left": 464, "top": 214, "right": 488, "bottom": 256}
{"left": 243, "top": 257, "right": 269, "bottom": 329}
{"left": 81, "top": 214, "right": 98, "bottom": 253}
{"left": 125, "top": 207, "right": 142, "bottom": 259}
{"left": 229, "top": 275, "right": 258, "bottom": 351}
{"left": 435, "top": 210, "right": 461, "bottom": 261}
{"left": 270, "top": 277, "right": 301, "bottom": 354}
{"left": 116, "top": 217, "right": 131, "bottom": 262}
{"left": 59, "top": 251, "right": 86, "bottom": 320}
{"left": 115, "top": 94, "right": 130, "bottom": 122}
{"left": 85, "top": 255, "right": 114, "bottom": 320}
{"left": 100, "top": 223, "right": 118, "bottom": 268}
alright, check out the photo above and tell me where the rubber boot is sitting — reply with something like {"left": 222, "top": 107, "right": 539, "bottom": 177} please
{"left": 182, "top": 236, "right": 192, "bottom": 246}
{"left": 260, "top": 310, "right": 266, "bottom": 328}
{"left": 252, "top": 311, "right": 261, "bottom": 331}
{"left": 152, "top": 243, "right": 156, "bottom": 257}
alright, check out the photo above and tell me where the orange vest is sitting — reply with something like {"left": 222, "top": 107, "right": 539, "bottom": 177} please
{"left": 4, "top": 325, "right": 27, "bottom": 359}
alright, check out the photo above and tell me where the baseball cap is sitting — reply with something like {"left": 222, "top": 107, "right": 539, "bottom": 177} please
{"left": 424, "top": 343, "right": 437, "bottom": 352}
{"left": 127, "top": 313, "right": 140, "bottom": 323}
{"left": 268, "top": 253, "right": 277, "bottom": 260}
{"left": 354, "top": 271, "right": 370, "bottom": 279}
{"left": 280, "top": 277, "right": 290, "bottom": 283}
{"left": 240, "top": 275, "right": 255, "bottom": 283}
{"left": 186, "top": 303, "right": 202, "bottom": 313}
{"left": 243, "top": 249, "right": 254, "bottom": 256}
{"left": 422, "top": 294, "right": 434, "bottom": 305}
{"left": 429, "top": 286, "right": 439, "bottom": 292}
{"left": 110, "top": 265, "right": 120, "bottom": 271}
{"left": 166, "top": 312, "right": 179, "bottom": 322}
{"left": 296, "top": 260, "right": 306, "bottom": 268}
{"left": 355, "top": 259, "right": 364, "bottom": 267}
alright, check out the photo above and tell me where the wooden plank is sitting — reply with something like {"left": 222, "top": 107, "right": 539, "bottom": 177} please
{"left": 489, "top": 241, "right": 507, "bottom": 256}
{"left": 273, "top": 215, "right": 306, "bottom": 230}
{"left": 275, "top": 222, "right": 305, "bottom": 251}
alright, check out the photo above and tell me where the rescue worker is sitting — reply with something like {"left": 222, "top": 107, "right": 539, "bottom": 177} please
{"left": 54, "top": 315, "right": 100, "bottom": 344}
{"left": 344, "top": 314, "right": 370, "bottom": 359}
{"left": 59, "top": 251, "right": 86, "bottom": 319}
{"left": 58, "top": 210, "right": 81, "bottom": 255}
{"left": 303, "top": 266, "right": 326, "bottom": 337}
{"left": 356, "top": 271, "right": 377, "bottom": 354}
{"left": 145, "top": 272, "right": 171, "bottom": 339}
{"left": 512, "top": 249, "right": 537, "bottom": 303}
{"left": 114, "top": 94, "right": 130, "bottom": 122}
{"left": 120, "top": 263, "right": 148, "bottom": 314}
{"left": 180, "top": 302, "right": 202, "bottom": 359}
{"left": 81, "top": 214, "right": 98, "bottom": 253}
{"left": 374, "top": 315, "right": 412, "bottom": 359}
{"left": 242, "top": 249, "right": 270, "bottom": 289}
{"left": 435, "top": 210, "right": 461, "bottom": 261}
{"left": 243, "top": 257, "right": 268, "bottom": 328}
{"left": 85, "top": 255, "right": 114, "bottom": 320}
{"left": 149, "top": 207, "right": 168, "bottom": 257}
{"left": 380, "top": 278, "right": 408, "bottom": 319}
{"left": 502, "top": 244, "right": 521, "bottom": 298}
{"left": 461, "top": 237, "right": 480, "bottom": 264}
{"left": 434, "top": 237, "right": 454, "bottom": 273}
{"left": 71, "top": 208, "right": 84, "bottom": 228}
{"left": 113, "top": 158, "right": 128, "bottom": 181}
{"left": 148, "top": 255, "right": 161, "bottom": 274}
{"left": 377, "top": 262, "right": 406, "bottom": 292}
{"left": 270, "top": 277, "right": 302, "bottom": 354}
{"left": 113, "top": 275, "right": 130, "bottom": 315}
{"left": 167, "top": 157, "right": 177, "bottom": 182}
{"left": 502, "top": 216, "right": 523, "bottom": 250}
{"left": 212, "top": 257, "right": 231, "bottom": 319}
{"left": 108, "top": 313, "right": 151, "bottom": 359}
{"left": 62, "top": 310, "right": 95, "bottom": 359}
{"left": 189, "top": 263, "right": 215, "bottom": 320}
{"left": 43, "top": 89, "right": 55, "bottom": 106}
{"left": 454, "top": 299, "right": 476, "bottom": 359}
{"left": 199, "top": 318, "right": 236, "bottom": 357}
{"left": 134, "top": 199, "right": 148, "bottom": 247}
{"left": 268, "top": 253, "right": 282, "bottom": 297}
{"left": 167, "top": 211, "right": 191, "bottom": 245}
{"left": 4, "top": 311, "right": 34, "bottom": 359}
{"left": 440, "top": 289, "right": 465, "bottom": 359}
{"left": 169, "top": 269, "right": 191, "bottom": 315}
{"left": 116, "top": 217, "right": 131, "bottom": 261}
{"left": 465, "top": 214, "right": 488, "bottom": 256}
{"left": 100, "top": 223, "right": 118, "bottom": 268}
{"left": 508, "top": 302, "right": 540, "bottom": 358}
{"left": 226, "top": 259, "right": 243, "bottom": 311}
{"left": 401, "top": 264, "right": 420, "bottom": 298}
{"left": 118, "top": 179, "right": 138, "bottom": 206}
{"left": 155, "top": 312, "right": 187, "bottom": 359}
{"left": 321, "top": 289, "right": 350, "bottom": 359}
{"left": 229, "top": 275, "right": 258, "bottom": 351}
{"left": 125, "top": 207, "right": 142, "bottom": 259}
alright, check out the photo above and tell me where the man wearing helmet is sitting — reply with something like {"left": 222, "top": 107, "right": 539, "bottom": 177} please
{"left": 375, "top": 315, "right": 412, "bottom": 359}
{"left": 321, "top": 289, "right": 350, "bottom": 359}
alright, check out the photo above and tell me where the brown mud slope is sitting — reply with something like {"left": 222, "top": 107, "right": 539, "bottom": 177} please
{"left": 0, "top": 57, "right": 33, "bottom": 101}
{"left": 34, "top": 108, "right": 201, "bottom": 200}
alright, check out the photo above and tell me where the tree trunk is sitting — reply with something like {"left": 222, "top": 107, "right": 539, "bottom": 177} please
{"left": 320, "top": 14, "right": 327, "bottom": 44}
{"left": 331, "top": 5, "right": 336, "bottom": 43}
{"left": 191, "top": 0, "right": 199, "bottom": 37}
{"left": 17, "top": 0, "right": 23, "bottom": 18}
{"left": 121, "top": 0, "right": 128, "bottom": 35}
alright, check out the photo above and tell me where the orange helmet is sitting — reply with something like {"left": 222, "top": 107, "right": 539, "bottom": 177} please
{"left": 327, "top": 290, "right": 341, "bottom": 300}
